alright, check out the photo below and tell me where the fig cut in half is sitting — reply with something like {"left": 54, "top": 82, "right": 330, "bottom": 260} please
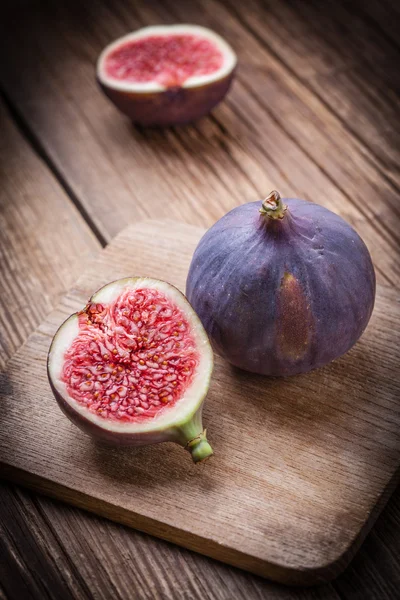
{"left": 97, "top": 25, "right": 237, "bottom": 126}
{"left": 48, "top": 278, "right": 214, "bottom": 463}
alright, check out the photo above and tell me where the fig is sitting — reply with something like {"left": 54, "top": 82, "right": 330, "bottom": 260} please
{"left": 186, "top": 191, "right": 376, "bottom": 377}
{"left": 48, "top": 277, "right": 214, "bottom": 462}
{"left": 96, "top": 25, "right": 237, "bottom": 126}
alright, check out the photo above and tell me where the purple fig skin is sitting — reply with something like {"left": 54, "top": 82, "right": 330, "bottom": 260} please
{"left": 98, "top": 71, "right": 235, "bottom": 127}
{"left": 186, "top": 197, "right": 376, "bottom": 377}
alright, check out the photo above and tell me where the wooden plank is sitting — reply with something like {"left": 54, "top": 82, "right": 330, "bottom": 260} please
{"left": 220, "top": 0, "right": 400, "bottom": 190}
{"left": 2, "top": 219, "right": 400, "bottom": 585}
{"left": 334, "top": 485, "right": 400, "bottom": 599}
{"left": 0, "top": 0, "right": 399, "bottom": 287}
{"left": 0, "top": 99, "right": 99, "bottom": 368}
{"left": 34, "top": 492, "right": 341, "bottom": 600}
{"left": 337, "top": 0, "right": 400, "bottom": 57}
{"left": 0, "top": 482, "right": 342, "bottom": 600}
{"left": 0, "top": 0, "right": 255, "bottom": 240}
{"left": 0, "top": 484, "right": 90, "bottom": 600}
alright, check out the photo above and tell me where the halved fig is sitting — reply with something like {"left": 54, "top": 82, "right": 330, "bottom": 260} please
{"left": 48, "top": 277, "right": 214, "bottom": 463}
{"left": 96, "top": 24, "right": 237, "bottom": 126}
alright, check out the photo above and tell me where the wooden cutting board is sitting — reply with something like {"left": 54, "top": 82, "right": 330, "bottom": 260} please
{"left": 1, "top": 220, "right": 400, "bottom": 585}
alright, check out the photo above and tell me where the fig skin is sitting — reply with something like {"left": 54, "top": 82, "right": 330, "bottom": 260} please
{"left": 98, "top": 71, "right": 235, "bottom": 127}
{"left": 186, "top": 192, "right": 376, "bottom": 377}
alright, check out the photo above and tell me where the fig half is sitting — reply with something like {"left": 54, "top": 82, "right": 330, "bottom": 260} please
{"left": 48, "top": 278, "right": 214, "bottom": 462}
{"left": 97, "top": 24, "right": 237, "bottom": 126}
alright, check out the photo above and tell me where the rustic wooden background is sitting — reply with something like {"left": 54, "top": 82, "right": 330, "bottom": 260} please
{"left": 1, "top": 0, "right": 399, "bottom": 598}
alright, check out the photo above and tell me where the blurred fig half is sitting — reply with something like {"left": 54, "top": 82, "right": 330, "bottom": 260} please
{"left": 97, "top": 24, "right": 237, "bottom": 126}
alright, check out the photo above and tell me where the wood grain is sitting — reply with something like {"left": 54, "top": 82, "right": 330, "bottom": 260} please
{"left": 1, "top": 0, "right": 399, "bottom": 287}
{"left": 0, "top": 485, "right": 90, "bottom": 600}
{"left": 1, "top": 220, "right": 400, "bottom": 586}
{"left": 0, "top": 98, "right": 99, "bottom": 368}
{"left": 221, "top": 0, "right": 400, "bottom": 189}
{"left": 0, "top": 484, "right": 342, "bottom": 600}
{"left": 1, "top": 0, "right": 400, "bottom": 597}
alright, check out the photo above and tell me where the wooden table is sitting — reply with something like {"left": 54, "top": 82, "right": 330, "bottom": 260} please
{"left": 1, "top": 0, "right": 399, "bottom": 598}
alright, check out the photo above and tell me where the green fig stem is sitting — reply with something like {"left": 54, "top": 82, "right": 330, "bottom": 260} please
{"left": 259, "top": 190, "right": 287, "bottom": 220}
{"left": 174, "top": 410, "right": 213, "bottom": 463}
{"left": 185, "top": 429, "right": 214, "bottom": 463}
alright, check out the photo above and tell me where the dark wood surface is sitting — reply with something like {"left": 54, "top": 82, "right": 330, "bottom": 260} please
{"left": 1, "top": 0, "right": 399, "bottom": 598}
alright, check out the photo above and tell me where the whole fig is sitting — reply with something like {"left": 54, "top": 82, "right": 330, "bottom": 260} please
{"left": 186, "top": 191, "right": 375, "bottom": 376}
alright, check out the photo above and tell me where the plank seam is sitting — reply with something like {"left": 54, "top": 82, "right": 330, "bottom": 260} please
{"left": 0, "top": 89, "right": 108, "bottom": 249}
{"left": 220, "top": 0, "right": 400, "bottom": 202}
{"left": 340, "top": 0, "right": 400, "bottom": 53}
{"left": 31, "top": 496, "right": 98, "bottom": 600}
{"left": 1, "top": 489, "right": 56, "bottom": 600}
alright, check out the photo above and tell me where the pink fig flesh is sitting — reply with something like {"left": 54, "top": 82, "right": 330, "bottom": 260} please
{"left": 104, "top": 34, "right": 224, "bottom": 87}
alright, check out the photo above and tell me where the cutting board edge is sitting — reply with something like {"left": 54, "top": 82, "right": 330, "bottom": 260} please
{"left": 2, "top": 460, "right": 399, "bottom": 586}
{"left": 2, "top": 219, "right": 399, "bottom": 586}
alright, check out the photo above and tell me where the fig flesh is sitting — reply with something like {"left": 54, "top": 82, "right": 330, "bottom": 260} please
{"left": 48, "top": 277, "right": 214, "bottom": 462}
{"left": 97, "top": 25, "right": 237, "bottom": 126}
{"left": 186, "top": 191, "right": 376, "bottom": 377}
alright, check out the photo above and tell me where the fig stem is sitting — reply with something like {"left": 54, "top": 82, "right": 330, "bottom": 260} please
{"left": 259, "top": 190, "right": 287, "bottom": 220}
{"left": 185, "top": 429, "right": 214, "bottom": 463}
